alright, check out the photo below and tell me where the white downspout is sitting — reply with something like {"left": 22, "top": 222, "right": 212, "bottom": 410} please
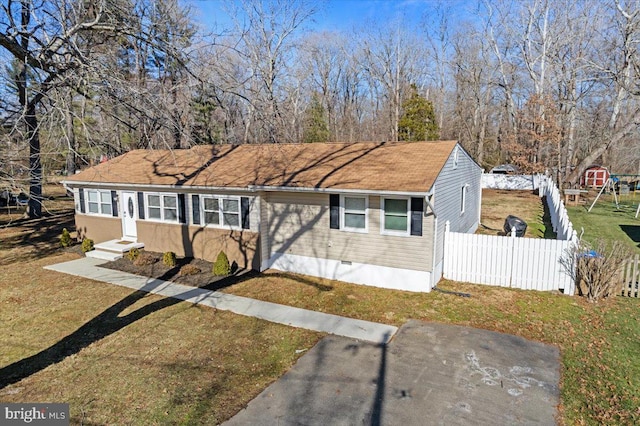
{"left": 426, "top": 189, "right": 439, "bottom": 291}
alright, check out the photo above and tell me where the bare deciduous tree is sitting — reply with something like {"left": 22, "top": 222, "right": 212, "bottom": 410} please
{"left": 0, "top": 0, "right": 196, "bottom": 217}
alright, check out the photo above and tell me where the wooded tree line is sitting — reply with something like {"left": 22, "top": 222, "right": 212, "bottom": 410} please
{"left": 1, "top": 0, "right": 639, "bottom": 217}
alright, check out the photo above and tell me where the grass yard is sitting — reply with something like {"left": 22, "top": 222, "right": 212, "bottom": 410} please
{"left": 567, "top": 192, "right": 640, "bottom": 254}
{"left": 1, "top": 183, "right": 639, "bottom": 425}
{"left": 478, "top": 189, "right": 555, "bottom": 238}
{"left": 0, "top": 254, "right": 321, "bottom": 425}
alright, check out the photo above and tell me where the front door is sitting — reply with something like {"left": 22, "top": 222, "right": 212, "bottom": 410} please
{"left": 121, "top": 191, "right": 138, "bottom": 241}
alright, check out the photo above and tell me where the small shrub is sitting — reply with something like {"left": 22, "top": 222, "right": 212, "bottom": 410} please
{"left": 81, "top": 238, "right": 94, "bottom": 253}
{"left": 134, "top": 252, "right": 157, "bottom": 266}
{"left": 163, "top": 251, "right": 177, "bottom": 267}
{"left": 127, "top": 247, "right": 141, "bottom": 261}
{"left": 179, "top": 264, "right": 201, "bottom": 276}
{"left": 60, "top": 228, "right": 72, "bottom": 248}
{"left": 563, "top": 239, "right": 631, "bottom": 302}
{"left": 213, "top": 251, "right": 231, "bottom": 276}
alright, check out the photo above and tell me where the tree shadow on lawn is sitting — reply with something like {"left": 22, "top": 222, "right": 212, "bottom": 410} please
{"left": 262, "top": 272, "right": 334, "bottom": 292}
{"left": 1, "top": 259, "right": 335, "bottom": 389}
{"left": 188, "top": 270, "right": 333, "bottom": 293}
{"left": 0, "top": 211, "right": 75, "bottom": 263}
{"left": 0, "top": 267, "right": 205, "bottom": 390}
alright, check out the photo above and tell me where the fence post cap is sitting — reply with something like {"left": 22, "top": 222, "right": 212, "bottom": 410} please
{"left": 571, "top": 230, "right": 579, "bottom": 242}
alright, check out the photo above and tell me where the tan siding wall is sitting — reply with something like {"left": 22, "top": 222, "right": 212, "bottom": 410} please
{"left": 137, "top": 221, "right": 259, "bottom": 269}
{"left": 266, "top": 192, "right": 433, "bottom": 271}
{"left": 259, "top": 192, "right": 270, "bottom": 263}
{"left": 75, "top": 214, "right": 122, "bottom": 243}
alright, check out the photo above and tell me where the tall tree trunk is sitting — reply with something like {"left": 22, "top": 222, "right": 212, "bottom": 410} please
{"left": 27, "top": 103, "right": 42, "bottom": 218}
{"left": 17, "top": 0, "right": 41, "bottom": 218}
{"left": 563, "top": 86, "right": 577, "bottom": 183}
{"left": 65, "top": 93, "right": 77, "bottom": 176}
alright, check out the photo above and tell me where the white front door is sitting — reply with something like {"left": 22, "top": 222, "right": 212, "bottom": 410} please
{"left": 121, "top": 191, "right": 138, "bottom": 241}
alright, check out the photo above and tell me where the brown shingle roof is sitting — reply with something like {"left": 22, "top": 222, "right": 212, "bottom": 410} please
{"left": 65, "top": 141, "right": 459, "bottom": 193}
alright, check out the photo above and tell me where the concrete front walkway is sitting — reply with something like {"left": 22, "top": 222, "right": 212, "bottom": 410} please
{"left": 45, "top": 258, "right": 397, "bottom": 344}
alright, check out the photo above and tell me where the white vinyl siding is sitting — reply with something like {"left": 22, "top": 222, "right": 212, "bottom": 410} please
{"left": 432, "top": 144, "right": 482, "bottom": 271}
{"left": 200, "top": 195, "right": 241, "bottom": 229}
{"left": 146, "top": 193, "right": 178, "bottom": 222}
{"left": 341, "top": 195, "right": 367, "bottom": 232}
{"left": 381, "top": 197, "right": 410, "bottom": 236}
{"left": 86, "top": 189, "right": 112, "bottom": 216}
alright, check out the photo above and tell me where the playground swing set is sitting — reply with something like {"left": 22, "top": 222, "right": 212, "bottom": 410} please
{"left": 587, "top": 174, "right": 640, "bottom": 218}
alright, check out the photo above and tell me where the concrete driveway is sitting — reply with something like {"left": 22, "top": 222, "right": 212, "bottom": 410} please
{"left": 224, "top": 320, "right": 560, "bottom": 425}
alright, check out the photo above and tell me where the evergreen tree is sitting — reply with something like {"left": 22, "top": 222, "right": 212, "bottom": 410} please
{"left": 398, "top": 85, "right": 439, "bottom": 141}
{"left": 303, "top": 95, "right": 330, "bottom": 143}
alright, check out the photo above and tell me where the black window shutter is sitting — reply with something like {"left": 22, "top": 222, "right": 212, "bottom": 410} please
{"left": 111, "top": 190, "right": 118, "bottom": 217}
{"left": 192, "top": 194, "right": 201, "bottom": 225}
{"left": 137, "top": 192, "right": 145, "bottom": 219}
{"left": 178, "top": 194, "right": 186, "bottom": 224}
{"left": 78, "top": 188, "right": 85, "bottom": 213}
{"left": 410, "top": 197, "right": 424, "bottom": 236}
{"left": 329, "top": 194, "right": 340, "bottom": 229}
{"left": 241, "top": 197, "right": 250, "bottom": 229}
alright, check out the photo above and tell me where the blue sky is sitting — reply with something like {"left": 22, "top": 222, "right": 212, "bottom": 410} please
{"left": 186, "top": 0, "right": 476, "bottom": 33}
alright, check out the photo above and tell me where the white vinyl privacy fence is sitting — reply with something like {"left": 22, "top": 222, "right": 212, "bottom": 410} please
{"left": 444, "top": 175, "right": 578, "bottom": 295}
{"left": 443, "top": 223, "right": 576, "bottom": 294}
{"left": 538, "top": 175, "right": 578, "bottom": 241}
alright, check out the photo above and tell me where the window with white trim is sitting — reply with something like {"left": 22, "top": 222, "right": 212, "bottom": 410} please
{"left": 381, "top": 197, "right": 409, "bottom": 235}
{"left": 202, "top": 197, "right": 220, "bottom": 225}
{"left": 461, "top": 185, "right": 467, "bottom": 214}
{"left": 201, "top": 195, "right": 240, "bottom": 228}
{"left": 86, "top": 189, "right": 112, "bottom": 216}
{"left": 147, "top": 193, "right": 178, "bottom": 222}
{"left": 341, "top": 195, "right": 367, "bottom": 232}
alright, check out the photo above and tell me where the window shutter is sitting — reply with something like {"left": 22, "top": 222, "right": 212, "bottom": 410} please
{"left": 410, "top": 197, "right": 423, "bottom": 236}
{"left": 192, "top": 194, "right": 201, "bottom": 225}
{"left": 241, "top": 197, "right": 250, "bottom": 229}
{"left": 178, "top": 194, "right": 187, "bottom": 224}
{"left": 329, "top": 194, "right": 340, "bottom": 229}
{"left": 111, "top": 190, "right": 118, "bottom": 217}
{"left": 137, "top": 192, "right": 145, "bottom": 219}
{"left": 78, "top": 188, "right": 85, "bottom": 213}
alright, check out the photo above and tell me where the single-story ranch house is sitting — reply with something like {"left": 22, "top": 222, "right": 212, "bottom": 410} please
{"left": 64, "top": 141, "right": 482, "bottom": 292}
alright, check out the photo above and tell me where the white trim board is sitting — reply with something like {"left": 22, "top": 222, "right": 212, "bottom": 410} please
{"left": 63, "top": 180, "right": 432, "bottom": 198}
{"left": 263, "top": 252, "right": 432, "bottom": 293}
